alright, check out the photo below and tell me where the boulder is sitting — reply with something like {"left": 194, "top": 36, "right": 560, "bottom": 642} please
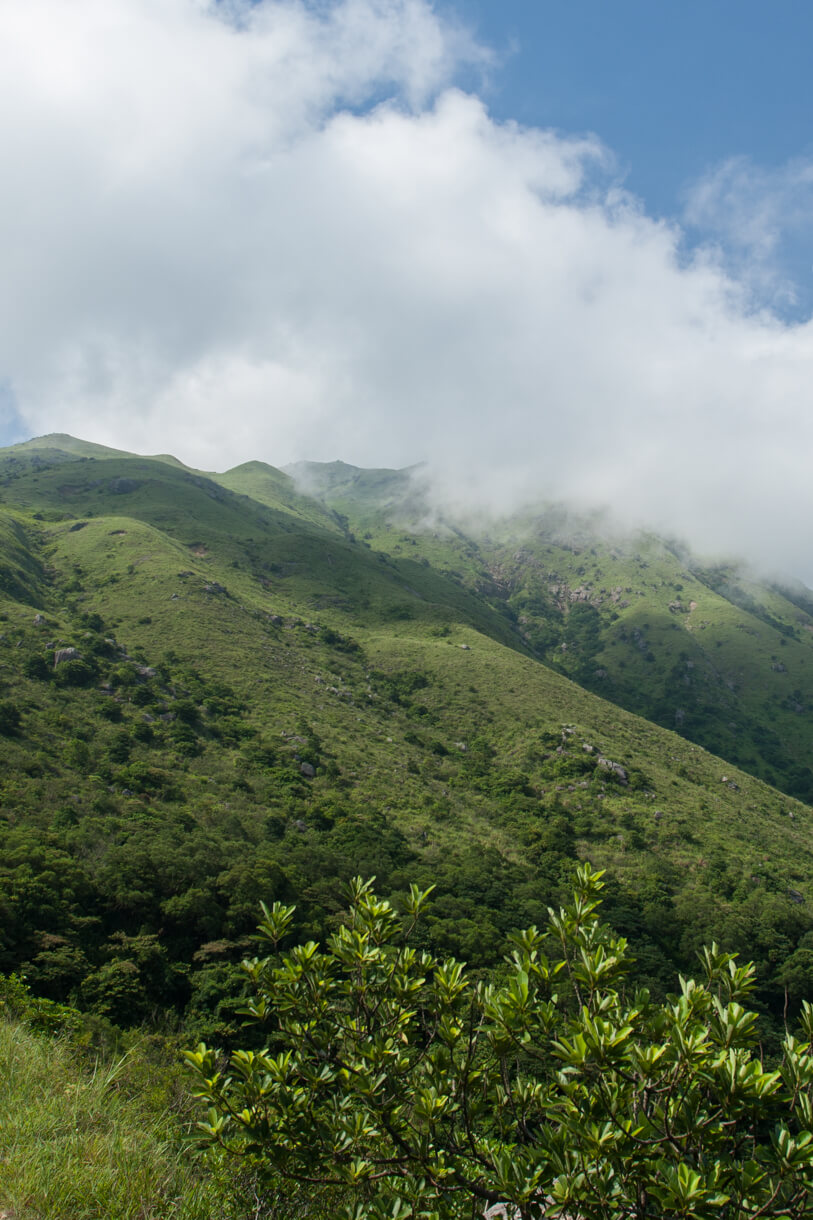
{"left": 597, "top": 757, "right": 628, "bottom": 784}
{"left": 54, "top": 647, "right": 80, "bottom": 667}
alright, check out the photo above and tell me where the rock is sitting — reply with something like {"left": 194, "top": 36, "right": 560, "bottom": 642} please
{"left": 136, "top": 666, "right": 156, "bottom": 678}
{"left": 33, "top": 613, "right": 45, "bottom": 625}
{"left": 54, "top": 646, "right": 80, "bottom": 666}
{"left": 789, "top": 889, "right": 804, "bottom": 904}
{"left": 108, "top": 477, "right": 141, "bottom": 494}
{"left": 771, "top": 662, "right": 787, "bottom": 673}
{"left": 484, "top": 1203, "right": 520, "bottom": 1219}
{"left": 459, "top": 643, "right": 471, "bottom": 650}
{"left": 597, "top": 757, "right": 628, "bottom": 784}
{"left": 300, "top": 761, "right": 316, "bottom": 778}
{"left": 203, "top": 582, "right": 227, "bottom": 595}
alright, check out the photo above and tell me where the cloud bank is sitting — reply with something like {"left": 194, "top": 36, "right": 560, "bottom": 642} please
{"left": 2, "top": 0, "right": 813, "bottom": 578}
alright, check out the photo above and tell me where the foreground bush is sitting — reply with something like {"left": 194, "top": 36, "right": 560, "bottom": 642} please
{"left": 188, "top": 865, "right": 813, "bottom": 1219}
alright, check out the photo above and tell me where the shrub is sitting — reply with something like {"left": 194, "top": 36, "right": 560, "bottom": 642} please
{"left": 188, "top": 866, "right": 813, "bottom": 1220}
{"left": 0, "top": 699, "right": 21, "bottom": 735}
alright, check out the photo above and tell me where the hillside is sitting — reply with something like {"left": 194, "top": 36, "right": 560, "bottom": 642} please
{"left": 0, "top": 435, "right": 812, "bottom": 1038}
{"left": 290, "top": 461, "right": 813, "bottom": 803}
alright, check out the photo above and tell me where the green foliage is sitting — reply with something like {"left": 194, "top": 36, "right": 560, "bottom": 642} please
{"left": 0, "top": 698, "right": 21, "bottom": 734}
{"left": 0, "top": 971, "right": 84, "bottom": 1036}
{"left": 24, "top": 652, "right": 52, "bottom": 680}
{"left": 55, "top": 657, "right": 98, "bottom": 687}
{"left": 2, "top": 435, "right": 813, "bottom": 1051}
{"left": 189, "top": 867, "right": 813, "bottom": 1220}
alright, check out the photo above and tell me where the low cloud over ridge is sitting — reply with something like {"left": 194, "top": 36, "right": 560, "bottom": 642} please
{"left": 2, "top": 0, "right": 813, "bottom": 578}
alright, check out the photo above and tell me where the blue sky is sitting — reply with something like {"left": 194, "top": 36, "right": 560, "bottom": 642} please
{"left": 457, "top": 0, "right": 813, "bottom": 315}
{"left": 461, "top": 1, "right": 813, "bottom": 189}
{"left": 2, "top": 0, "right": 813, "bottom": 577}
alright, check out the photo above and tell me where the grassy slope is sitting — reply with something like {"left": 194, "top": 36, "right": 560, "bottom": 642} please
{"left": 290, "top": 462, "right": 813, "bottom": 803}
{"left": 0, "top": 1019, "right": 225, "bottom": 1220}
{"left": 0, "top": 437, "right": 812, "bottom": 1032}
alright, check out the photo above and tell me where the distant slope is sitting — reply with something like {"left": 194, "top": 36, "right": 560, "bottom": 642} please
{"left": 2, "top": 432, "right": 193, "bottom": 467}
{"left": 293, "top": 461, "right": 813, "bottom": 804}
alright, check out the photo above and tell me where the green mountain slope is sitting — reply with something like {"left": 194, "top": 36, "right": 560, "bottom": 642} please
{"left": 1, "top": 436, "right": 812, "bottom": 1039}
{"left": 291, "top": 462, "right": 813, "bottom": 803}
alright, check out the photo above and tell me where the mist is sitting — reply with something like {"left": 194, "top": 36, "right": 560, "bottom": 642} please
{"left": 3, "top": 0, "right": 813, "bottom": 582}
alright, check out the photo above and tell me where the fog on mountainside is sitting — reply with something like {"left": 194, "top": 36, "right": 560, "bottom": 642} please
{"left": 285, "top": 454, "right": 808, "bottom": 593}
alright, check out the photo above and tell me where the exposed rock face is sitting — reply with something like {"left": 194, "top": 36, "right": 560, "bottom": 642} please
{"left": 300, "top": 761, "right": 316, "bottom": 778}
{"left": 597, "top": 757, "right": 628, "bottom": 784}
{"left": 54, "top": 647, "right": 80, "bottom": 667}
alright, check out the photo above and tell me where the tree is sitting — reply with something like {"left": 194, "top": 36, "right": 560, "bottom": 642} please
{"left": 186, "top": 865, "right": 813, "bottom": 1219}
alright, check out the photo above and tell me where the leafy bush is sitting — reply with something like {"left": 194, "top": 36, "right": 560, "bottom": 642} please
{"left": 188, "top": 866, "right": 813, "bottom": 1220}
{"left": 54, "top": 658, "right": 98, "bottom": 687}
{"left": 0, "top": 971, "right": 83, "bottom": 1036}
{"left": 0, "top": 698, "right": 21, "bottom": 734}
{"left": 24, "top": 653, "right": 52, "bottom": 680}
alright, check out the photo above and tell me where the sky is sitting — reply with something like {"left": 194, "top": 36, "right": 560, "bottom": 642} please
{"left": 2, "top": 0, "right": 813, "bottom": 578}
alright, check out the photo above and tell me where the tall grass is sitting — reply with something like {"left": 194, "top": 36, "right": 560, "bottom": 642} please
{"left": 0, "top": 1019, "right": 235, "bottom": 1220}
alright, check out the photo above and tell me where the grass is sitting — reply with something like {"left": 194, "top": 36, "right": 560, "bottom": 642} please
{"left": 292, "top": 463, "right": 813, "bottom": 803}
{"left": 0, "top": 1020, "right": 235, "bottom": 1220}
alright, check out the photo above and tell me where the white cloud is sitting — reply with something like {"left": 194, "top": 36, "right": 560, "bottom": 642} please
{"left": 684, "top": 155, "right": 813, "bottom": 311}
{"left": 2, "top": 0, "right": 813, "bottom": 579}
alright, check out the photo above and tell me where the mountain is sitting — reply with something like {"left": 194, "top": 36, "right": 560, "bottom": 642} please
{"left": 290, "top": 460, "right": 813, "bottom": 803}
{"left": 1, "top": 435, "right": 812, "bottom": 1037}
